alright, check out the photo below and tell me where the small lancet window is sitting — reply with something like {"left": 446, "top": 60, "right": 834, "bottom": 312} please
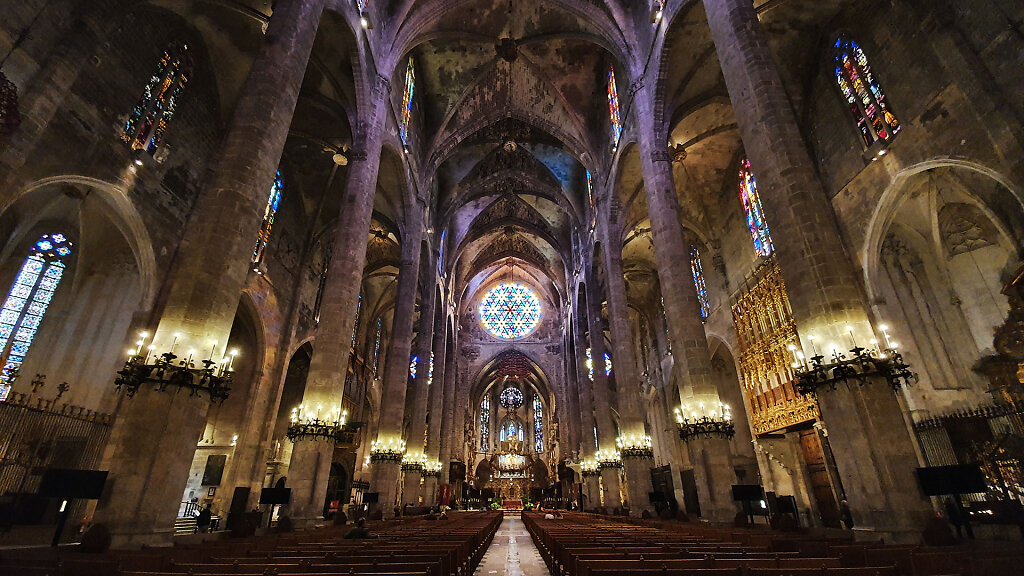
{"left": 253, "top": 171, "right": 284, "bottom": 266}
{"left": 834, "top": 36, "right": 900, "bottom": 147}
{"left": 480, "top": 395, "right": 491, "bottom": 451}
{"left": 607, "top": 67, "right": 623, "bottom": 149}
{"left": 739, "top": 159, "right": 774, "bottom": 257}
{"left": 400, "top": 58, "right": 415, "bottom": 149}
{"left": 122, "top": 43, "right": 192, "bottom": 156}
{"left": 533, "top": 393, "right": 544, "bottom": 453}
{"left": 691, "top": 245, "right": 710, "bottom": 319}
{"left": 0, "top": 234, "right": 73, "bottom": 400}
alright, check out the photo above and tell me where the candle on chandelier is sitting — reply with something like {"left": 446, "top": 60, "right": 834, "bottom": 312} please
{"left": 170, "top": 333, "right": 181, "bottom": 355}
{"left": 846, "top": 325, "right": 857, "bottom": 348}
{"left": 208, "top": 340, "right": 218, "bottom": 361}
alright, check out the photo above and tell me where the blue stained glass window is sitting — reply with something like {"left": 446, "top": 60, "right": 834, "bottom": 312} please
{"left": 0, "top": 234, "right": 72, "bottom": 400}
{"left": 690, "top": 245, "right": 710, "bottom": 319}
{"left": 739, "top": 159, "right": 774, "bottom": 257}
{"left": 122, "top": 43, "right": 192, "bottom": 155}
{"left": 409, "top": 355, "right": 418, "bottom": 379}
{"left": 604, "top": 352, "right": 612, "bottom": 376}
{"left": 479, "top": 283, "right": 541, "bottom": 339}
{"left": 499, "top": 387, "right": 523, "bottom": 409}
{"left": 355, "top": 0, "right": 367, "bottom": 12}
{"left": 533, "top": 393, "right": 544, "bottom": 453}
{"left": 480, "top": 395, "right": 490, "bottom": 451}
{"left": 253, "top": 170, "right": 284, "bottom": 265}
{"left": 500, "top": 418, "right": 524, "bottom": 442}
{"left": 586, "top": 347, "right": 594, "bottom": 381}
{"left": 350, "top": 294, "right": 362, "bottom": 347}
{"left": 372, "top": 317, "right": 383, "bottom": 377}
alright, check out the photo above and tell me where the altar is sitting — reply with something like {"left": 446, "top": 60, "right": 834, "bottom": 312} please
{"left": 502, "top": 499, "right": 523, "bottom": 511}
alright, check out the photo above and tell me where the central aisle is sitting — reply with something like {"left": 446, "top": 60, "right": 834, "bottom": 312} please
{"left": 474, "top": 515, "right": 551, "bottom": 576}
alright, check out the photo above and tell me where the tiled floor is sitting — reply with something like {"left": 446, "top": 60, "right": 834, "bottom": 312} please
{"left": 475, "top": 515, "right": 551, "bottom": 576}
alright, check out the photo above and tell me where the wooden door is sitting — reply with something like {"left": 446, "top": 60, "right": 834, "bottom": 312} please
{"left": 799, "top": 429, "right": 841, "bottom": 527}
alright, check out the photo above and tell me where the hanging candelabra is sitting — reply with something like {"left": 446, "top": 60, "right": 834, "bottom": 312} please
{"left": 580, "top": 459, "right": 600, "bottom": 478}
{"left": 369, "top": 437, "right": 406, "bottom": 463}
{"left": 401, "top": 451, "right": 427, "bottom": 472}
{"left": 595, "top": 449, "right": 622, "bottom": 470}
{"left": 286, "top": 403, "right": 353, "bottom": 443}
{"left": 422, "top": 459, "right": 442, "bottom": 478}
{"left": 791, "top": 325, "right": 916, "bottom": 394}
{"left": 114, "top": 332, "right": 232, "bottom": 402}
{"left": 675, "top": 402, "right": 735, "bottom": 441}
{"left": 616, "top": 434, "right": 654, "bottom": 458}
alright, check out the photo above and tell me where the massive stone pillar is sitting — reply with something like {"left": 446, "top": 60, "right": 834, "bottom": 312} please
{"left": 286, "top": 76, "right": 391, "bottom": 524}
{"left": 403, "top": 283, "right": 437, "bottom": 506}
{"left": 595, "top": 203, "right": 654, "bottom": 516}
{"left": 423, "top": 309, "right": 449, "bottom": 506}
{"left": 633, "top": 80, "right": 736, "bottom": 522}
{"left": 437, "top": 323, "right": 458, "bottom": 485}
{"left": 584, "top": 273, "right": 622, "bottom": 510}
{"left": 0, "top": 0, "right": 123, "bottom": 200}
{"left": 703, "top": 0, "right": 931, "bottom": 538}
{"left": 93, "top": 0, "right": 326, "bottom": 546}
{"left": 370, "top": 206, "right": 424, "bottom": 517}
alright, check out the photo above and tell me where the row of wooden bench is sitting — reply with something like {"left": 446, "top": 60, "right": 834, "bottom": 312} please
{"left": 521, "top": 511, "right": 1024, "bottom": 576}
{"left": 0, "top": 511, "right": 502, "bottom": 576}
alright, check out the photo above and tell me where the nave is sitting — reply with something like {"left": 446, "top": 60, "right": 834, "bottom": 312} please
{"left": 3, "top": 510, "right": 1024, "bottom": 576}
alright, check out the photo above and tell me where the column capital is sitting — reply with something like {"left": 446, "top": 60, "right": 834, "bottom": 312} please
{"left": 629, "top": 77, "right": 646, "bottom": 97}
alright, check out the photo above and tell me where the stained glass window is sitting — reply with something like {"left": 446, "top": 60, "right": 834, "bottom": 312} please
{"left": 0, "top": 234, "right": 73, "bottom": 401}
{"left": 533, "top": 393, "right": 544, "bottom": 453}
{"left": 739, "top": 159, "right": 774, "bottom": 257}
{"left": 500, "top": 418, "right": 524, "bottom": 442}
{"left": 690, "top": 245, "right": 710, "bottom": 319}
{"left": 586, "top": 347, "right": 594, "bottom": 381}
{"left": 314, "top": 245, "right": 331, "bottom": 324}
{"left": 479, "top": 283, "right": 541, "bottom": 339}
{"left": 480, "top": 395, "right": 490, "bottom": 451}
{"left": 253, "top": 170, "right": 283, "bottom": 265}
{"left": 351, "top": 294, "right": 362, "bottom": 348}
{"left": 400, "top": 58, "right": 415, "bottom": 148}
{"left": 499, "top": 386, "right": 523, "bottom": 409}
{"left": 607, "top": 67, "right": 622, "bottom": 148}
{"left": 372, "top": 317, "right": 382, "bottom": 377}
{"left": 355, "top": 0, "right": 367, "bottom": 12}
{"left": 409, "top": 355, "right": 418, "bottom": 379}
{"left": 427, "top": 352, "right": 434, "bottom": 386}
{"left": 834, "top": 37, "right": 900, "bottom": 147}
{"left": 122, "top": 43, "right": 192, "bottom": 155}
{"left": 438, "top": 230, "right": 446, "bottom": 276}
{"left": 603, "top": 352, "right": 612, "bottom": 376}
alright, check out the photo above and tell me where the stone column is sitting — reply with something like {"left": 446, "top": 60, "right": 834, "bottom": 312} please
{"left": 438, "top": 322, "right": 458, "bottom": 484}
{"left": 561, "top": 308, "right": 581, "bottom": 455}
{"left": 596, "top": 203, "right": 654, "bottom": 516}
{"left": 632, "top": 80, "right": 735, "bottom": 521}
{"left": 371, "top": 205, "right": 424, "bottom": 517}
{"left": 93, "top": 0, "right": 326, "bottom": 547}
{"left": 703, "top": 0, "right": 931, "bottom": 538}
{"left": 582, "top": 473, "right": 600, "bottom": 512}
{"left": 403, "top": 283, "right": 436, "bottom": 506}
{"left": 573, "top": 301, "right": 598, "bottom": 459}
{"left": 423, "top": 311, "right": 449, "bottom": 506}
{"left": 584, "top": 274, "right": 622, "bottom": 510}
{"left": 286, "top": 75, "right": 391, "bottom": 524}
{"left": 0, "top": 0, "right": 123, "bottom": 200}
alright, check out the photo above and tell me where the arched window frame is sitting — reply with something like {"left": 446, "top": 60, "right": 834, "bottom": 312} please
{"left": 739, "top": 158, "right": 774, "bottom": 257}
{"left": 833, "top": 35, "right": 901, "bottom": 148}
{"left": 0, "top": 234, "right": 74, "bottom": 400}
{"left": 500, "top": 416, "right": 524, "bottom": 443}
{"left": 371, "top": 316, "right": 383, "bottom": 377}
{"left": 480, "top": 395, "right": 490, "bottom": 451}
{"left": 122, "top": 43, "right": 192, "bottom": 156}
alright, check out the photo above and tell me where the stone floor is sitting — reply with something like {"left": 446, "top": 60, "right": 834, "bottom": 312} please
{"left": 474, "top": 515, "right": 551, "bottom": 576}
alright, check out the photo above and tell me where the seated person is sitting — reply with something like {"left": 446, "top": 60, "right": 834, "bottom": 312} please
{"left": 343, "top": 518, "right": 376, "bottom": 539}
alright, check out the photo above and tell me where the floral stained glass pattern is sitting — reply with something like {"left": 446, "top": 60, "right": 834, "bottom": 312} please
{"left": 500, "top": 386, "right": 524, "bottom": 410}
{"left": 739, "top": 159, "right": 774, "bottom": 257}
{"left": 834, "top": 37, "right": 900, "bottom": 147}
{"left": 480, "top": 395, "right": 490, "bottom": 451}
{"left": 691, "top": 245, "right": 710, "bottom": 319}
{"left": 479, "top": 283, "right": 541, "bottom": 339}
{"left": 607, "top": 67, "right": 622, "bottom": 148}
{"left": 400, "top": 58, "right": 415, "bottom": 147}
{"left": 253, "top": 171, "right": 284, "bottom": 264}
{"left": 122, "top": 43, "right": 192, "bottom": 155}
{"left": 533, "top": 393, "right": 544, "bottom": 453}
{"left": 0, "top": 234, "right": 73, "bottom": 401}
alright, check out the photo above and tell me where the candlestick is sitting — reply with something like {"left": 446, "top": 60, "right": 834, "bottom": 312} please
{"left": 186, "top": 349, "right": 195, "bottom": 366}
{"left": 170, "top": 333, "right": 180, "bottom": 355}
{"left": 879, "top": 324, "right": 892, "bottom": 348}
{"left": 145, "top": 344, "right": 155, "bottom": 364}
{"left": 227, "top": 349, "right": 237, "bottom": 371}
{"left": 808, "top": 335, "right": 819, "bottom": 356}
{"left": 846, "top": 325, "right": 857, "bottom": 348}
{"left": 208, "top": 340, "right": 217, "bottom": 361}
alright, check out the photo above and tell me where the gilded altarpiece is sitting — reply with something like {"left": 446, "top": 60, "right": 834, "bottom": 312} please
{"left": 732, "top": 259, "right": 819, "bottom": 435}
